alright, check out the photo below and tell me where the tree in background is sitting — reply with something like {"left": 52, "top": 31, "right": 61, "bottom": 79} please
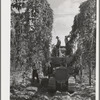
{"left": 11, "top": 0, "right": 53, "bottom": 71}
{"left": 69, "top": 0, "right": 96, "bottom": 85}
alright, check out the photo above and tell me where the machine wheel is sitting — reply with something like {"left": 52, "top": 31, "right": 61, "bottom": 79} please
{"left": 56, "top": 81, "right": 68, "bottom": 91}
{"left": 48, "top": 77, "right": 56, "bottom": 93}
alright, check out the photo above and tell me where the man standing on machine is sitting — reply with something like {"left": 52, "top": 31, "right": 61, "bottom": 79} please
{"left": 65, "top": 35, "right": 72, "bottom": 56}
{"left": 56, "top": 36, "right": 61, "bottom": 57}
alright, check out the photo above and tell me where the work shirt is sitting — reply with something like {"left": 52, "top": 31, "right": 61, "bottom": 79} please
{"left": 56, "top": 39, "right": 61, "bottom": 48}
{"left": 33, "top": 62, "right": 40, "bottom": 70}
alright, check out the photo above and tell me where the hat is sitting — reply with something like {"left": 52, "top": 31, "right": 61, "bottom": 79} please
{"left": 56, "top": 36, "right": 59, "bottom": 39}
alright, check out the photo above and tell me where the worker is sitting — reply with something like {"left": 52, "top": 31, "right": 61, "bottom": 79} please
{"left": 32, "top": 62, "right": 39, "bottom": 83}
{"left": 56, "top": 36, "right": 61, "bottom": 57}
{"left": 65, "top": 35, "right": 72, "bottom": 56}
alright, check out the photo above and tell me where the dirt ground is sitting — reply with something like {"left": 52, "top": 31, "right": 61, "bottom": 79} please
{"left": 10, "top": 69, "right": 95, "bottom": 100}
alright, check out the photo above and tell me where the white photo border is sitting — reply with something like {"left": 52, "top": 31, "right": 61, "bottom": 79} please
{"left": 1, "top": 0, "right": 99, "bottom": 100}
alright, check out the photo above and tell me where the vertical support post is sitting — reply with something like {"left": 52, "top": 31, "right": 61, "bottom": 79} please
{"left": 89, "top": 61, "right": 91, "bottom": 86}
{"left": 80, "top": 56, "right": 83, "bottom": 83}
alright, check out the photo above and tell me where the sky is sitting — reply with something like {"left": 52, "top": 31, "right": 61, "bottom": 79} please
{"left": 47, "top": 0, "right": 86, "bottom": 46}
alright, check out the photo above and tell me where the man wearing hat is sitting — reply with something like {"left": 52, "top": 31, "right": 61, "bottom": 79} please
{"left": 65, "top": 35, "right": 72, "bottom": 56}
{"left": 56, "top": 36, "right": 61, "bottom": 57}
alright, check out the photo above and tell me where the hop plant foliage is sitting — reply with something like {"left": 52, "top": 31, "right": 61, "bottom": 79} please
{"left": 70, "top": 0, "right": 96, "bottom": 67}
{"left": 11, "top": 0, "right": 53, "bottom": 70}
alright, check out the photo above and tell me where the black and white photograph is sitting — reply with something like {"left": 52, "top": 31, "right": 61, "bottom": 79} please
{"left": 1, "top": 0, "right": 99, "bottom": 100}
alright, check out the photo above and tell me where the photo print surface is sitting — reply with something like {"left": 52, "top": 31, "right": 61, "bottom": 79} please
{"left": 10, "top": 0, "right": 96, "bottom": 100}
